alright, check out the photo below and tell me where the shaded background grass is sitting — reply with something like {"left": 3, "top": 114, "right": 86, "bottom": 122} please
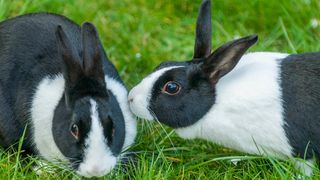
{"left": 0, "top": 0, "right": 320, "bottom": 179}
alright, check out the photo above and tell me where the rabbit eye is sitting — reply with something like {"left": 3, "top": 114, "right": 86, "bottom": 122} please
{"left": 162, "top": 81, "right": 181, "bottom": 95}
{"left": 70, "top": 124, "right": 79, "bottom": 140}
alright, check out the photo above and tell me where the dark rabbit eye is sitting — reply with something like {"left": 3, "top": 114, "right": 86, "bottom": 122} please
{"left": 162, "top": 81, "right": 181, "bottom": 95}
{"left": 70, "top": 124, "right": 79, "bottom": 140}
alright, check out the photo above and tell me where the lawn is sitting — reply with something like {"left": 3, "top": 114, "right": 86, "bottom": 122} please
{"left": 0, "top": 0, "right": 320, "bottom": 179}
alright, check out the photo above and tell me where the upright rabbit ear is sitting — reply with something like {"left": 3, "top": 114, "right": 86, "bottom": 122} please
{"left": 193, "top": 0, "right": 212, "bottom": 59}
{"left": 201, "top": 35, "right": 258, "bottom": 84}
{"left": 81, "top": 22, "right": 105, "bottom": 85}
{"left": 56, "top": 25, "right": 82, "bottom": 88}
{"left": 56, "top": 25, "right": 83, "bottom": 108}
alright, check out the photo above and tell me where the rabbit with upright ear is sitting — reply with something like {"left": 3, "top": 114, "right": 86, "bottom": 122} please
{"left": 0, "top": 13, "right": 136, "bottom": 177}
{"left": 129, "top": 0, "right": 320, "bottom": 176}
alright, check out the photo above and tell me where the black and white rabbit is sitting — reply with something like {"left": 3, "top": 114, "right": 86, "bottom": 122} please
{"left": 129, "top": 0, "right": 319, "bottom": 176}
{"left": 0, "top": 13, "right": 136, "bottom": 177}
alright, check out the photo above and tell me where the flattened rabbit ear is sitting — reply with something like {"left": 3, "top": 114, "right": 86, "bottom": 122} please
{"left": 193, "top": 0, "right": 212, "bottom": 59}
{"left": 56, "top": 25, "right": 82, "bottom": 88}
{"left": 202, "top": 35, "right": 258, "bottom": 84}
{"left": 81, "top": 22, "right": 105, "bottom": 85}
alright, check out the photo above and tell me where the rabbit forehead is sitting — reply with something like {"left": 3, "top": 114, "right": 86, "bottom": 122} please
{"left": 148, "top": 66, "right": 216, "bottom": 128}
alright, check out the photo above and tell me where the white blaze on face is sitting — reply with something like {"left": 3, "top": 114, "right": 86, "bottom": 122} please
{"left": 77, "top": 99, "right": 116, "bottom": 178}
{"left": 128, "top": 66, "right": 183, "bottom": 120}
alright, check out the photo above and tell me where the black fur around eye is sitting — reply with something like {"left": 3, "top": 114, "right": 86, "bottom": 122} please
{"left": 70, "top": 124, "right": 79, "bottom": 140}
{"left": 105, "top": 116, "right": 115, "bottom": 145}
{"left": 162, "top": 81, "right": 181, "bottom": 95}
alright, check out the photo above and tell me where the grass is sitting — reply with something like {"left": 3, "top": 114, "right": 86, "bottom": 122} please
{"left": 0, "top": 0, "right": 320, "bottom": 179}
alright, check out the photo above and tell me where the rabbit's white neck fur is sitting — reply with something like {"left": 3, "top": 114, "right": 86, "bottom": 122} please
{"left": 31, "top": 74, "right": 66, "bottom": 161}
{"left": 77, "top": 99, "right": 116, "bottom": 177}
{"left": 176, "top": 52, "right": 293, "bottom": 158}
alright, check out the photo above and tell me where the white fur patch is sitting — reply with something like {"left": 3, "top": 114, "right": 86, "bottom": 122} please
{"left": 104, "top": 76, "right": 137, "bottom": 150}
{"left": 175, "top": 52, "right": 294, "bottom": 159}
{"left": 128, "top": 66, "right": 183, "bottom": 120}
{"left": 77, "top": 99, "right": 116, "bottom": 177}
{"left": 31, "top": 74, "right": 67, "bottom": 161}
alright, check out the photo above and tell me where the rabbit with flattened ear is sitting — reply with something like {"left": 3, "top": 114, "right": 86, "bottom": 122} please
{"left": 0, "top": 13, "right": 136, "bottom": 177}
{"left": 129, "top": 0, "right": 320, "bottom": 176}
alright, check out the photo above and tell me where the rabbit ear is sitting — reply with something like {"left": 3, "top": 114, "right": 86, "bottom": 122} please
{"left": 56, "top": 25, "right": 83, "bottom": 108}
{"left": 81, "top": 22, "right": 105, "bottom": 85}
{"left": 56, "top": 25, "right": 82, "bottom": 88}
{"left": 193, "top": 0, "right": 212, "bottom": 59}
{"left": 201, "top": 35, "right": 258, "bottom": 84}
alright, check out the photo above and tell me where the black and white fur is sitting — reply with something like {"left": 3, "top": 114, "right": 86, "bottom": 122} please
{"left": 0, "top": 13, "right": 136, "bottom": 177}
{"left": 129, "top": 0, "right": 319, "bottom": 176}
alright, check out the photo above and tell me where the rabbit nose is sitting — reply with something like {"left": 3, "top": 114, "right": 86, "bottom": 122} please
{"left": 128, "top": 98, "right": 133, "bottom": 103}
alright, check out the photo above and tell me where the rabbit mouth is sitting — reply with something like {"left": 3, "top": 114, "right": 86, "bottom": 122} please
{"left": 128, "top": 87, "right": 154, "bottom": 121}
{"left": 76, "top": 154, "right": 117, "bottom": 177}
{"left": 128, "top": 98, "right": 154, "bottom": 121}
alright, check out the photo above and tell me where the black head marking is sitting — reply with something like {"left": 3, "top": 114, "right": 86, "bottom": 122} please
{"left": 149, "top": 66, "right": 215, "bottom": 128}
{"left": 96, "top": 94, "right": 126, "bottom": 155}
{"left": 52, "top": 96, "right": 92, "bottom": 168}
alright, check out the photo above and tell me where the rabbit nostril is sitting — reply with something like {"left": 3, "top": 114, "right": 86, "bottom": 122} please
{"left": 128, "top": 98, "right": 133, "bottom": 103}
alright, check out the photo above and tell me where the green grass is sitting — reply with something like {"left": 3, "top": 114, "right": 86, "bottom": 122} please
{"left": 0, "top": 0, "right": 320, "bottom": 179}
